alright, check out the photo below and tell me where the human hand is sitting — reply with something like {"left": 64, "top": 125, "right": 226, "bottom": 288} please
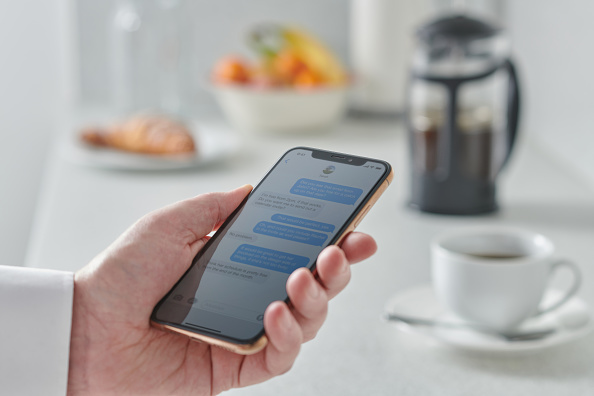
{"left": 67, "top": 186, "right": 377, "bottom": 395}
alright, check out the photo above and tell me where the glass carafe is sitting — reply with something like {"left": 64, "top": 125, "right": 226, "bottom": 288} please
{"left": 408, "top": 14, "right": 520, "bottom": 214}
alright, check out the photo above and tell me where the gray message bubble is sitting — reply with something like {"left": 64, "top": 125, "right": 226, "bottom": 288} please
{"left": 205, "top": 260, "right": 269, "bottom": 284}
{"left": 227, "top": 230, "right": 258, "bottom": 243}
{"left": 251, "top": 191, "right": 325, "bottom": 218}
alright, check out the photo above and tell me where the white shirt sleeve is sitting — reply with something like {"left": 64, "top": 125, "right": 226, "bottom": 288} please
{"left": 0, "top": 265, "right": 74, "bottom": 396}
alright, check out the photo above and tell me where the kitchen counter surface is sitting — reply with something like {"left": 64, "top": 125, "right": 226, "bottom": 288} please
{"left": 26, "top": 117, "right": 594, "bottom": 395}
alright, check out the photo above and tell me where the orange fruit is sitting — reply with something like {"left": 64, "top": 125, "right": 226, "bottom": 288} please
{"left": 293, "top": 69, "right": 322, "bottom": 88}
{"left": 272, "top": 50, "right": 308, "bottom": 85}
{"left": 212, "top": 56, "right": 252, "bottom": 85}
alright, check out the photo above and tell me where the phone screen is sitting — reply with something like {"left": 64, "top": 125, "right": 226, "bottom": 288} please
{"left": 152, "top": 147, "right": 390, "bottom": 344}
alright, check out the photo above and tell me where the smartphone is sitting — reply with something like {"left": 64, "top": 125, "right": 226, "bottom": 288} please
{"left": 151, "top": 147, "right": 393, "bottom": 354}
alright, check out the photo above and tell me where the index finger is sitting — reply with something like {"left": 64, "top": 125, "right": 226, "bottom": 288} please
{"left": 338, "top": 232, "right": 377, "bottom": 264}
{"left": 313, "top": 232, "right": 377, "bottom": 300}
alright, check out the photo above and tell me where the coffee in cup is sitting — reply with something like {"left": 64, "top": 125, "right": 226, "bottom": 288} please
{"left": 431, "top": 227, "right": 581, "bottom": 332}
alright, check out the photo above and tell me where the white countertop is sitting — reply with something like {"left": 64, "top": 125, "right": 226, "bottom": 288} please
{"left": 26, "top": 117, "right": 594, "bottom": 395}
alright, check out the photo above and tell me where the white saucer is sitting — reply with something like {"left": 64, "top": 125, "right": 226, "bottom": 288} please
{"left": 62, "top": 120, "right": 241, "bottom": 171}
{"left": 384, "top": 285, "right": 593, "bottom": 354}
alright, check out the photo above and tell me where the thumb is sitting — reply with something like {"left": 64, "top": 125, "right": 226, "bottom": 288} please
{"left": 162, "top": 184, "right": 253, "bottom": 245}
{"left": 76, "top": 185, "right": 253, "bottom": 322}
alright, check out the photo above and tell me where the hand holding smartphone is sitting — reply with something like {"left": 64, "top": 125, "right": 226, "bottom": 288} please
{"left": 151, "top": 147, "right": 393, "bottom": 354}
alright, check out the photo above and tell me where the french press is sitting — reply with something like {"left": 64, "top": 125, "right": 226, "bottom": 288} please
{"left": 407, "top": 14, "right": 520, "bottom": 215}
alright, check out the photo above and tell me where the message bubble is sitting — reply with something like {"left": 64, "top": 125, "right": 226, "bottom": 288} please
{"left": 253, "top": 221, "right": 328, "bottom": 246}
{"left": 227, "top": 230, "right": 258, "bottom": 243}
{"left": 202, "top": 260, "right": 268, "bottom": 284}
{"left": 271, "top": 214, "right": 335, "bottom": 233}
{"left": 252, "top": 191, "right": 324, "bottom": 218}
{"left": 290, "top": 179, "right": 363, "bottom": 205}
{"left": 230, "top": 244, "right": 309, "bottom": 274}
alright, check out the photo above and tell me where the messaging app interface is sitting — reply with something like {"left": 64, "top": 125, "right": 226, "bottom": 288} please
{"left": 173, "top": 149, "right": 386, "bottom": 335}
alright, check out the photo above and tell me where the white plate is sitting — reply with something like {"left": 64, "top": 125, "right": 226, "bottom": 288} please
{"left": 384, "top": 285, "right": 593, "bottom": 354}
{"left": 61, "top": 120, "right": 241, "bottom": 171}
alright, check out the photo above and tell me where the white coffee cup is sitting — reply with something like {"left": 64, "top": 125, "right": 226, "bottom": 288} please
{"left": 431, "top": 227, "right": 581, "bottom": 332}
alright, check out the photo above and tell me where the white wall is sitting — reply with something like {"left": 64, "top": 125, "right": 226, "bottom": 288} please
{"left": 0, "top": 1, "right": 71, "bottom": 266}
{"left": 506, "top": 0, "right": 594, "bottom": 188}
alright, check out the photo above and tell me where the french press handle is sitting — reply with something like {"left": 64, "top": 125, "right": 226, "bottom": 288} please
{"left": 502, "top": 59, "right": 521, "bottom": 167}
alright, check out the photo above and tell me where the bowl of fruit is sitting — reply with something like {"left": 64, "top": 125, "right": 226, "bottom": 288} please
{"left": 211, "top": 24, "right": 349, "bottom": 134}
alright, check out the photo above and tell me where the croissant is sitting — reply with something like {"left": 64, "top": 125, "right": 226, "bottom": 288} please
{"left": 81, "top": 115, "right": 196, "bottom": 155}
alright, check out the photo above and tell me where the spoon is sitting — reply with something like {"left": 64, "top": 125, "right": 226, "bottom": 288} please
{"left": 383, "top": 312, "right": 557, "bottom": 342}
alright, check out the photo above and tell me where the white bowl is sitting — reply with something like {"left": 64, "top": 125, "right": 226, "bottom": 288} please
{"left": 211, "top": 84, "right": 348, "bottom": 134}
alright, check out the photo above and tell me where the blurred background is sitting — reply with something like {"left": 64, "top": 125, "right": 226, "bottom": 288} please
{"left": 2, "top": 0, "right": 594, "bottom": 267}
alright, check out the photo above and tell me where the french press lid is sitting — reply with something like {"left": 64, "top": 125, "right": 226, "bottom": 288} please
{"left": 413, "top": 14, "right": 508, "bottom": 79}
{"left": 417, "top": 14, "right": 500, "bottom": 42}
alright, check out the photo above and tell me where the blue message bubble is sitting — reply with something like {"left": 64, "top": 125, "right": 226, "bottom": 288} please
{"left": 230, "top": 244, "right": 309, "bottom": 274}
{"left": 253, "top": 221, "right": 328, "bottom": 246}
{"left": 290, "top": 178, "right": 363, "bottom": 205}
{"left": 271, "top": 214, "right": 335, "bottom": 233}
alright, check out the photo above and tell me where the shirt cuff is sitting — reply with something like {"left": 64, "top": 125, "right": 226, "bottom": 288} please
{"left": 0, "top": 265, "right": 74, "bottom": 396}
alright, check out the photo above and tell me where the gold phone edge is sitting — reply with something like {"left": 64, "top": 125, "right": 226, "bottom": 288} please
{"left": 151, "top": 321, "right": 268, "bottom": 355}
{"left": 334, "top": 167, "right": 394, "bottom": 246}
